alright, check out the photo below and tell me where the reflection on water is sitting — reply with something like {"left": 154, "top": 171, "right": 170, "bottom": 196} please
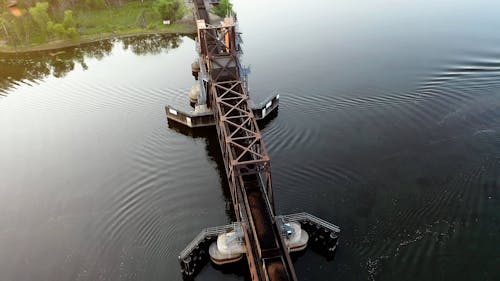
{"left": 0, "top": 34, "right": 185, "bottom": 95}
{"left": 1, "top": 1, "right": 500, "bottom": 281}
{"left": 122, "top": 35, "right": 185, "bottom": 56}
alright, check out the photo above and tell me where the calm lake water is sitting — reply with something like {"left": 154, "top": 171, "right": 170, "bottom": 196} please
{"left": 1, "top": 0, "right": 499, "bottom": 280}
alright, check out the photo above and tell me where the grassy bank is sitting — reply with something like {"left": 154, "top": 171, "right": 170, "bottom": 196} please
{"left": 0, "top": 0, "right": 195, "bottom": 53}
{"left": 74, "top": 1, "right": 191, "bottom": 36}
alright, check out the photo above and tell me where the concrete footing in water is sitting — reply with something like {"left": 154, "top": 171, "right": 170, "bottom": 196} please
{"left": 278, "top": 213, "right": 340, "bottom": 256}
{"left": 179, "top": 224, "right": 240, "bottom": 277}
{"left": 179, "top": 213, "right": 340, "bottom": 278}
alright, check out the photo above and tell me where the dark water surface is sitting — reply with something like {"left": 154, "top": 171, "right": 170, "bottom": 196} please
{"left": 1, "top": 0, "right": 499, "bottom": 280}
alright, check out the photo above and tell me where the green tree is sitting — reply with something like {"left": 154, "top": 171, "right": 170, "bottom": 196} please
{"left": 65, "top": 27, "right": 78, "bottom": 39}
{"left": 153, "top": 0, "right": 185, "bottom": 23}
{"left": 62, "top": 10, "right": 75, "bottom": 30}
{"left": 47, "top": 20, "right": 65, "bottom": 37}
{"left": 62, "top": 9, "right": 79, "bottom": 38}
{"left": 29, "top": 2, "right": 50, "bottom": 40}
{"left": 47, "top": 10, "right": 79, "bottom": 40}
{"left": 212, "top": 0, "right": 233, "bottom": 18}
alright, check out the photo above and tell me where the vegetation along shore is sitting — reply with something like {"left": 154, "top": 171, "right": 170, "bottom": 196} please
{"left": 0, "top": 0, "right": 199, "bottom": 53}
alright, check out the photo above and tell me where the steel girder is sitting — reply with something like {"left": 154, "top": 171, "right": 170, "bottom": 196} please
{"left": 197, "top": 19, "right": 294, "bottom": 281}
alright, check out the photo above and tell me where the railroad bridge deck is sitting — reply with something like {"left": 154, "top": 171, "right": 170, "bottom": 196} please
{"left": 199, "top": 16, "right": 296, "bottom": 280}
{"left": 172, "top": 1, "right": 340, "bottom": 280}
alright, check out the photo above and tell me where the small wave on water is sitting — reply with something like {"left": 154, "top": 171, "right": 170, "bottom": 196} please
{"left": 265, "top": 51, "right": 500, "bottom": 280}
{"left": 364, "top": 155, "right": 497, "bottom": 279}
{"left": 266, "top": 52, "right": 500, "bottom": 152}
{"left": 1, "top": 76, "right": 223, "bottom": 279}
{"left": 87, "top": 90, "right": 228, "bottom": 273}
{"left": 341, "top": 54, "right": 500, "bottom": 280}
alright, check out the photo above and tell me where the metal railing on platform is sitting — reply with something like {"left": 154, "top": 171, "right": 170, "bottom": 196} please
{"left": 179, "top": 222, "right": 241, "bottom": 260}
{"left": 278, "top": 212, "right": 341, "bottom": 233}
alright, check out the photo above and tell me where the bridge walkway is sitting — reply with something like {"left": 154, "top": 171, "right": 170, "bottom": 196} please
{"left": 192, "top": 1, "right": 297, "bottom": 280}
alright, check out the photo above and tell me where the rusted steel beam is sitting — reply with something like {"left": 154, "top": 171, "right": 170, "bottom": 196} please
{"left": 197, "top": 19, "right": 296, "bottom": 281}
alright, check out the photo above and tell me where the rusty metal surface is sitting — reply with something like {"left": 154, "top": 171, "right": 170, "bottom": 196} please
{"left": 193, "top": 0, "right": 210, "bottom": 22}
{"left": 196, "top": 18, "right": 297, "bottom": 281}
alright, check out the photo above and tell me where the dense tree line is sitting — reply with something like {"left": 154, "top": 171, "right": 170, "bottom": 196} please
{"left": 0, "top": 0, "right": 99, "bottom": 46}
{"left": 0, "top": 0, "right": 186, "bottom": 48}
{"left": 2, "top": 0, "right": 136, "bottom": 12}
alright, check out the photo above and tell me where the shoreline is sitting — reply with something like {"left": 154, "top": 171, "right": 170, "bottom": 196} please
{"left": 0, "top": 24, "right": 196, "bottom": 54}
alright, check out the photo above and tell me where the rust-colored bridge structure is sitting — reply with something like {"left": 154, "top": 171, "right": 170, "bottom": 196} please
{"left": 198, "top": 16, "right": 296, "bottom": 281}
{"left": 167, "top": 1, "right": 340, "bottom": 280}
